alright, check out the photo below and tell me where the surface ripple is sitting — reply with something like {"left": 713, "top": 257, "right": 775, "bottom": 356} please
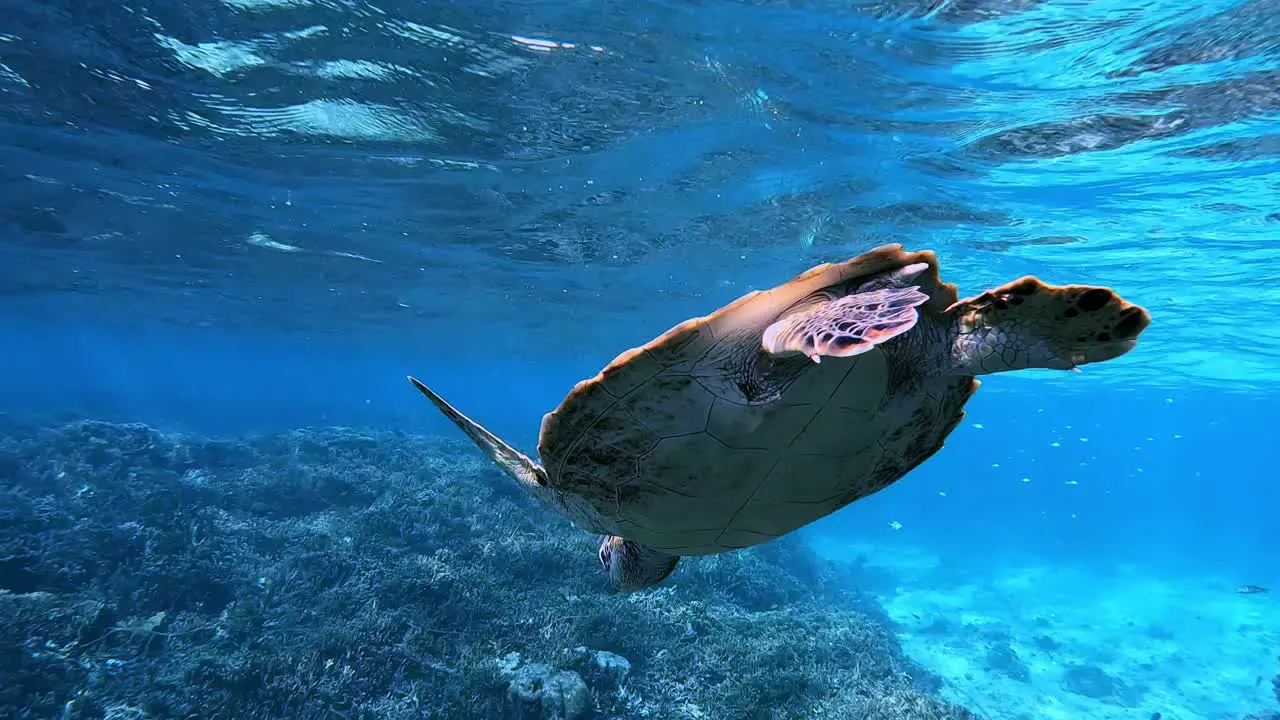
{"left": 1, "top": 0, "right": 1276, "bottom": 390}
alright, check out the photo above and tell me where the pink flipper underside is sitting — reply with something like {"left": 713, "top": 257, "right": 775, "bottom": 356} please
{"left": 762, "top": 286, "right": 929, "bottom": 362}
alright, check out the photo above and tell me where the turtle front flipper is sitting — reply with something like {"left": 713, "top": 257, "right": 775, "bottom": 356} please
{"left": 943, "top": 277, "right": 1150, "bottom": 374}
{"left": 761, "top": 286, "right": 930, "bottom": 363}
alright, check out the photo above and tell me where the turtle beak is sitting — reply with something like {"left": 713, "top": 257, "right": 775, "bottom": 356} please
{"left": 597, "top": 536, "right": 681, "bottom": 594}
{"left": 598, "top": 538, "right": 611, "bottom": 571}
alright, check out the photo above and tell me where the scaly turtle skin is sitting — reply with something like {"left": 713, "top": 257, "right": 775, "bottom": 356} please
{"left": 409, "top": 244, "right": 1150, "bottom": 593}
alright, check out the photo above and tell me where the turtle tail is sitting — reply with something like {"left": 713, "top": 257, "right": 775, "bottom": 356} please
{"left": 943, "top": 277, "right": 1150, "bottom": 374}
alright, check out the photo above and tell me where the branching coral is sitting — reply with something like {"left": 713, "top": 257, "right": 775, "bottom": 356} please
{"left": 0, "top": 420, "right": 976, "bottom": 720}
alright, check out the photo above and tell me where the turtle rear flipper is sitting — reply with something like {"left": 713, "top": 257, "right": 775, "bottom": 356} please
{"left": 407, "top": 376, "right": 549, "bottom": 491}
{"left": 945, "top": 277, "right": 1150, "bottom": 374}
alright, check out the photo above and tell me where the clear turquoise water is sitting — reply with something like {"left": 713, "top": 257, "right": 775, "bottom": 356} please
{"left": 2, "top": 0, "right": 1278, "bottom": 717}
{"left": 4, "top": 0, "right": 1277, "bottom": 391}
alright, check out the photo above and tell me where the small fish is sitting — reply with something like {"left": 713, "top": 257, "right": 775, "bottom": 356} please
{"left": 1236, "top": 584, "right": 1269, "bottom": 595}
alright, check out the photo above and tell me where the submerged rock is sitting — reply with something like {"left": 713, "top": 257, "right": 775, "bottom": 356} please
{"left": 1062, "top": 663, "right": 1143, "bottom": 706}
{"left": 592, "top": 650, "right": 630, "bottom": 683}
{"left": 505, "top": 661, "right": 590, "bottom": 720}
{"left": 499, "top": 651, "right": 594, "bottom": 719}
{"left": 985, "top": 642, "right": 1030, "bottom": 682}
{"left": 573, "top": 646, "right": 630, "bottom": 686}
{"left": 1033, "top": 634, "right": 1060, "bottom": 652}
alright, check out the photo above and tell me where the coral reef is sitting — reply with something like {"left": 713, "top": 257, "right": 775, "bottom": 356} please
{"left": 1248, "top": 671, "right": 1280, "bottom": 720}
{"left": 0, "top": 420, "right": 977, "bottom": 720}
{"left": 1239, "top": 663, "right": 1280, "bottom": 720}
{"left": 1032, "top": 634, "right": 1059, "bottom": 652}
{"left": 1061, "top": 663, "right": 1142, "bottom": 707}
{"left": 984, "top": 642, "right": 1029, "bottom": 683}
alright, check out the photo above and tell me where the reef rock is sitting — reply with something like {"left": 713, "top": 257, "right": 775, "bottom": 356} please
{"left": 499, "top": 652, "right": 591, "bottom": 720}
{"left": 985, "top": 642, "right": 1030, "bottom": 682}
{"left": 1061, "top": 663, "right": 1141, "bottom": 706}
{"left": 574, "top": 646, "right": 631, "bottom": 686}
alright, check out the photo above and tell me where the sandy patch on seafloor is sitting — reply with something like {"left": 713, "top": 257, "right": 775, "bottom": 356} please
{"left": 812, "top": 538, "right": 1279, "bottom": 720}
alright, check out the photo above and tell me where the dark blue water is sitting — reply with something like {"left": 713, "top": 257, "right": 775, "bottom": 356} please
{"left": 2, "top": 0, "right": 1278, "bottom": 717}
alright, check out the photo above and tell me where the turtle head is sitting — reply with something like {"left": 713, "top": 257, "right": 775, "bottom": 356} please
{"left": 945, "top": 278, "right": 1150, "bottom": 374}
{"left": 598, "top": 536, "right": 680, "bottom": 593}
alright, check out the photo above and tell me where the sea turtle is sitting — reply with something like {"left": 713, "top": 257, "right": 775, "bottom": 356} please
{"left": 409, "top": 244, "right": 1150, "bottom": 593}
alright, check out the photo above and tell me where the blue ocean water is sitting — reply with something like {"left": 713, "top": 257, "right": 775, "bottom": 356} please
{"left": 2, "top": 0, "right": 1278, "bottom": 718}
